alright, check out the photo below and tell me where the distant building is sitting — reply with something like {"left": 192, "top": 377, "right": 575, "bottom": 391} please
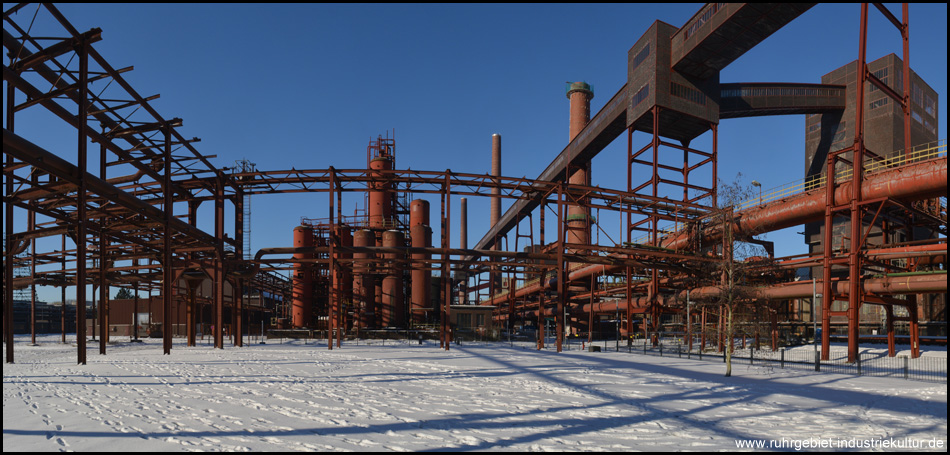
{"left": 803, "top": 54, "right": 944, "bottom": 336}
{"left": 451, "top": 305, "right": 497, "bottom": 340}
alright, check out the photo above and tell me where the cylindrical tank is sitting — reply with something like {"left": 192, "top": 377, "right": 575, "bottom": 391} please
{"left": 292, "top": 225, "right": 314, "bottom": 328}
{"left": 410, "top": 199, "right": 432, "bottom": 325}
{"left": 352, "top": 229, "right": 376, "bottom": 330}
{"left": 410, "top": 199, "right": 430, "bottom": 228}
{"left": 369, "top": 156, "right": 393, "bottom": 229}
{"left": 381, "top": 230, "right": 405, "bottom": 327}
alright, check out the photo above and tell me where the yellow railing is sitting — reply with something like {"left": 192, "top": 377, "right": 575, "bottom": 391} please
{"left": 736, "top": 139, "right": 946, "bottom": 212}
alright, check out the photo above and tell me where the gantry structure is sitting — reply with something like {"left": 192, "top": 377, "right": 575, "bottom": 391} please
{"left": 3, "top": 3, "right": 946, "bottom": 367}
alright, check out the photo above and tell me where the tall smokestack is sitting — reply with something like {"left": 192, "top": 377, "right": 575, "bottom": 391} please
{"left": 489, "top": 135, "right": 502, "bottom": 297}
{"left": 460, "top": 197, "right": 468, "bottom": 250}
{"left": 566, "top": 82, "right": 593, "bottom": 250}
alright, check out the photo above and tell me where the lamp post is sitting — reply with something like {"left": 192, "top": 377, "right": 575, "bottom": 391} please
{"left": 751, "top": 180, "right": 762, "bottom": 205}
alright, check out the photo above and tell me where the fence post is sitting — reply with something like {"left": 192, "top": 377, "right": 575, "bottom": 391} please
{"left": 781, "top": 348, "right": 785, "bottom": 369}
{"left": 902, "top": 356, "right": 908, "bottom": 380}
{"left": 814, "top": 350, "right": 820, "bottom": 372}
{"left": 856, "top": 353, "right": 861, "bottom": 376}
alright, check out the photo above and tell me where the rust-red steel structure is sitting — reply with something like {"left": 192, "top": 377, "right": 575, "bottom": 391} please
{"left": 3, "top": 3, "right": 946, "bottom": 367}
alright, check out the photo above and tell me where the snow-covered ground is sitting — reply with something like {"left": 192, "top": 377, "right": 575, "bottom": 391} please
{"left": 3, "top": 334, "right": 947, "bottom": 452}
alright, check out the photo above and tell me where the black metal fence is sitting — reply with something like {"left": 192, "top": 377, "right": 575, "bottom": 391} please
{"left": 578, "top": 338, "right": 947, "bottom": 383}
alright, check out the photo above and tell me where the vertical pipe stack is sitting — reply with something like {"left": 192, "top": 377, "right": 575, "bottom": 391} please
{"left": 353, "top": 229, "right": 376, "bottom": 329}
{"left": 369, "top": 150, "right": 394, "bottom": 230}
{"left": 410, "top": 200, "right": 431, "bottom": 325}
{"left": 490, "top": 134, "right": 501, "bottom": 230}
{"left": 459, "top": 198, "right": 468, "bottom": 250}
{"left": 490, "top": 134, "right": 502, "bottom": 296}
{"left": 369, "top": 142, "right": 394, "bottom": 326}
{"left": 565, "top": 82, "right": 594, "bottom": 339}
{"left": 292, "top": 225, "right": 314, "bottom": 328}
{"left": 566, "top": 82, "right": 594, "bottom": 250}
{"left": 382, "top": 230, "right": 405, "bottom": 327}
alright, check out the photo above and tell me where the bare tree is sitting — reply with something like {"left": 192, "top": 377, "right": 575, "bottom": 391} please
{"left": 688, "top": 174, "right": 772, "bottom": 377}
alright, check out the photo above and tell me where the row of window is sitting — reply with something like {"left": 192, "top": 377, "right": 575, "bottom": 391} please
{"left": 870, "top": 70, "right": 936, "bottom": 120}
{"left": 810, "top": 107, "right": 935, "bottom": 138}
{"left": 671, "top": 82, "right": 706, "bottom": 106}
{"left": 457, "top": 312, "right": 486, "bottom": 328}
{"left": 868, "top": 67, "right": 900, "bottom": 94}
{"left": 631, "top": 84, "right": 650, "bottom": 109}
{"left": 631, "top": 43, "right": 650, "bottom": 74}
{"left": 912, "top": 111, "right": 938, "bottom": 136}
{"left": 721, "top": 86, "right": 844, "bottom": 98}
{"left": 684, "top": 3, "right": 726, "bottom": 40}
{"left": 911, "top": 83, "right": 936, "bottom": 117}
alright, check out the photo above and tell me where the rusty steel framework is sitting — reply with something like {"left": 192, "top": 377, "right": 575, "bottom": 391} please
{"left": 3, "top": 3, "right": 947, "bottom": 367}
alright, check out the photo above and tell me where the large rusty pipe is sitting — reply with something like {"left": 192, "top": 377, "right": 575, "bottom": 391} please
{"left": 500, "top": 272, "right": 947, "bottom": 318}
{"left": 767, "top": 242, "right": 947, "bottom": 269}
{"left": 664, "top": 157, "right": 947, "bottom": 250}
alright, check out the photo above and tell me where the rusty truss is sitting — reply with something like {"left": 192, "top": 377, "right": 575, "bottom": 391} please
{"left": 3, "top": 3, "right": 947, "bottom": 367}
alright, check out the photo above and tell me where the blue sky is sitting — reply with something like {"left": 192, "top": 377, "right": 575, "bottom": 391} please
{"left": 5, "top": 3, "right": 947, "bottom": 303}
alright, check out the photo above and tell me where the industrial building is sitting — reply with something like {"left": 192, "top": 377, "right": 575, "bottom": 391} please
{"left": 3, "top": 3, "right": 946, "bottom": 368}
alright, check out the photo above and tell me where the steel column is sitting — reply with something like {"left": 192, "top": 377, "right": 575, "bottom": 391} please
{"left": 234, "top": 191, "right": 244, "bottom": 347}
{"left": 76, "top": 42, "right": 89, "bottom": 364}
{"left": 3, "top": 59, "right": 14, "bottom": 363}
{"left": 445, "top": 172, "right": 452, "bottom": 350}
{"left": 162, "top": 124, "right": 173, "bottom": 355}
{"left": 556, "top": 183, "right": 565, "bottom": 352}
{"left": 98, "top": 131, "right": 108, "bottom": 354}
{"left": 538, "top": 204, "right": 546, "bottom": 350}
{"left": 328, "top": 168, "right": 336, "bottom": 350}
{"left": 215, "top": 172, "right": 225, "bottom": 349}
